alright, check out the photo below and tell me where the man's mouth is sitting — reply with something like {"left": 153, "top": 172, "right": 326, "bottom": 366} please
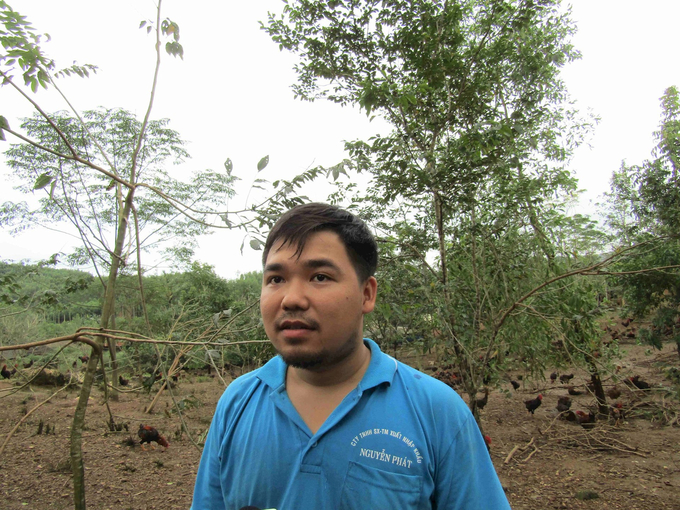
{"left": 279, "top": 320, "right": 314, "bottom": 331}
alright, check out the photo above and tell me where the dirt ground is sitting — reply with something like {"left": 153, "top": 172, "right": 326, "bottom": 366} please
{"left": 0, "top": 339, "right": 678, "bottom": 510}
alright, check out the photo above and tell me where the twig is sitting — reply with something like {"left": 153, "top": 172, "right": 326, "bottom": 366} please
{"left": 504, "top": 437, "right": 534, "bottom": 464}
{"left": 0, "top": 384, "right": 68, "bottom": 456}
{"left": 504, "top": 445, "right": 520, "bottom": 464}
{"left": 520, "top": 446, "right": 539, "bottom": 463}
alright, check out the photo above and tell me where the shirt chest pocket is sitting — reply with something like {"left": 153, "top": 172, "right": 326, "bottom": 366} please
{"left": 340, "top": 461, "right": 423, "bottom": 510}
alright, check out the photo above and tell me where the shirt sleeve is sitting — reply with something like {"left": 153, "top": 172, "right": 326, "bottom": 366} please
{"left": 434, "top": 413, "right": 511, "bottom": 509}
{"left": 190, "top": 393, "right": 229, "bottom": 510}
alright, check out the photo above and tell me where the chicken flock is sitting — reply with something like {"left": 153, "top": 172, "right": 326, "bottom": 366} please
{"left": 2, "top": 357, "right": 173, "bottom": 452}
{"left": 431, "top": 359, "right": 655, "bottom": 448}
{"left": 0, "top": 315, "right": 660, "bottom": 461}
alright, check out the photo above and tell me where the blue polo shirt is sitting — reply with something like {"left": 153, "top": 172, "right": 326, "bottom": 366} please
{"left": 191, "top": 339, "right": 510, "bottom": 509}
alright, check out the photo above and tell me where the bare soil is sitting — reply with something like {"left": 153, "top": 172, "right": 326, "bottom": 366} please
{"left": 0, "top": 340, "right": 678, "bottom": 510}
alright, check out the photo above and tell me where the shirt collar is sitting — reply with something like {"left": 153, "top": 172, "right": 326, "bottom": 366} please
{"left": 359, "top": 338, "right": 398, "bottom": 391}
{"left": 255, "top": 338, "right": 397, "bottom": 391}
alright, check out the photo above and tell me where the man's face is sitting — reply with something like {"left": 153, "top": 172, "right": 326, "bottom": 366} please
{"left": 260, "top": 230, "right": 377, "bottom": 370}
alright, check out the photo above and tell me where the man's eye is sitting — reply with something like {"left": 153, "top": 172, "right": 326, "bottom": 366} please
{"left": 313, "top": 274, "right": 330, "bottom": 282}
{"left": 268, "top": 276, "right": 284, "bottom": 284}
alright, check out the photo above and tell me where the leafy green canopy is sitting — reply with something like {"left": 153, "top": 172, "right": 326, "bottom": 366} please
{"left": 265, "top": 1, "right": 610, "bottom": 408}
{"left": 264, "top": 0, "right": 585, "bottom": 205}
{"left": 1, "top": 107, "right": 237, "bottom": 270}
{"left": 0, "top": 0, "right": 54, "bottom": 92}
{"left": 603, "top": 86, "right": 680, "bottom": 352}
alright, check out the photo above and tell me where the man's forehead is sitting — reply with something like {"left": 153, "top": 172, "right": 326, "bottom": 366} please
{"left": 265, "top": 231, "right": 346, "bottom": 266}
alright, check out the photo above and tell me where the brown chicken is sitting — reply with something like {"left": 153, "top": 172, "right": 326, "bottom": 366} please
{"left": 567, "top": 385, "right": 584, "bottom": 396}
{"left": 611, "top": 402, "right": 625, "bottom": 423}
{"left": 1, "top": 364, "right": 12, "bottom": 379}
{"left": 575, "top": 410, "right": 596, "bottom": 428}
{"left": 606, "top": 386, "right": 621, "bottom": 399}
{"left": 434, "top": 370, "right": 461, "bottom": 388}
{"left": 550, "top": 372, "right": 558, "bottom": 384}
{"left": 476, "top": 389, "right": 489, "bottom": 410}
{"left": 138, "top": 424, "right": 169, "bottom": 450}
{"left": 563, "top": 410, "right": 577, "bottom": 422}
{"left": 559, "top": 373, "right": 574, "bottom": 384}
{"left": 524, "top": 394, "right": 543, "bottom": 415}
{"left": 510, "top": 380, "right": 520, "bottom": 390}
{"left": 556, "top": 396, "right": 572, "bottom": 413}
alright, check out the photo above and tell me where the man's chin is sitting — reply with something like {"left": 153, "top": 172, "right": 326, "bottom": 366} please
{"left": 278, "top": 349, "right": 325, "bottom": 369}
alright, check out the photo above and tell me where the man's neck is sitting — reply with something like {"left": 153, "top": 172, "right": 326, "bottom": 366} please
{"left": 288, "top": 341, "right": 371, "bottom": 389}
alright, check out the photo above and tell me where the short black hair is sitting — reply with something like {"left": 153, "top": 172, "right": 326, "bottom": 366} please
{"left": 262, "top": 203, "right": 378, "bottom": 282}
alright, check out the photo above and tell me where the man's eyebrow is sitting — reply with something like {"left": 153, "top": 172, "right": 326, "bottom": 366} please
{"left": 263, "top": 258, "right": 342, "bottom": 274}
{"left": 304, "top": 258, "right": 342, "bottom": 272}
{"left": 263, "top": 262, "right": 284, "bottom": 273}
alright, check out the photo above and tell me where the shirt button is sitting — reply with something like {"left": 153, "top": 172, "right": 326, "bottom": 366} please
{"left": 311, "top": 442, "right": 318, "bottom": 448}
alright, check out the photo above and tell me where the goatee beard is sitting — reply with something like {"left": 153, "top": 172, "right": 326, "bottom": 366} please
{"left": 280, "top": 352, "right": 325, "bottom": 369}
{"left": 276, "top": 332, "right": 361, "bottom": 371}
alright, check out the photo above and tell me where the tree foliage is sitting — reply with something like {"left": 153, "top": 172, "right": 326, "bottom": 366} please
{"left": 265, "top": 0, "right": 608, "bottom": 425}
{"left": 264, "top": 0, "right": 587, "bottom": 203}
{"left": 603, "top": 86, "right": 680, "bottom": 354}
{"left": 1, "top": 107, "right": 236, "bottom": 271}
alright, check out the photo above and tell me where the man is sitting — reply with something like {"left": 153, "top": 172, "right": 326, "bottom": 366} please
{"left": 191, "top": 203, "right": 510, "bottom": 509}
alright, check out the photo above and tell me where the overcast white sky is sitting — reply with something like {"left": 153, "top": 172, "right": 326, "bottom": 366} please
{"left": 2, "top": 1, "right": 679, "bottom": 279}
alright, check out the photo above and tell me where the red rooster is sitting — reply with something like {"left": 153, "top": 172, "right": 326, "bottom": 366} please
{"left": 524, "top": 394, "right": 543, "bottom": 415}
{"left": 138, "top": 424, "right": 169, "bottom": 451}
{"left": 611, "top": 402, "right": 625, "bottom": 424}
{"left": 1, "top": 364, "right": 12, "bottom": 379}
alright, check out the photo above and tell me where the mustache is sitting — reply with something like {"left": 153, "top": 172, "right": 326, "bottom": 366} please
{"left": 275, "top": 313, "right": 320, "bottom": 330}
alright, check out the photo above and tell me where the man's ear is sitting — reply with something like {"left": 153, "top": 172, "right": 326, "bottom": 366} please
{"left": 362, "top": 276, "right": 378, "bottom": 314}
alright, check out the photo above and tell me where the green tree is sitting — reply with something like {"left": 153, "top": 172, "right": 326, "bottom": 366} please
{"left": 0, "top": 2, "right": 225, "bottom": 506}
{"left": 0, "top": 2, "right": 335, "bottom": 506}
{"left": 264, "top": 0, "right": 606, "bottom": 426}
{"left": 2, "top": 107, "right": 234, "bottom": 272}
{"left": 603, "top": 86, "right": 680, "bottom": 356}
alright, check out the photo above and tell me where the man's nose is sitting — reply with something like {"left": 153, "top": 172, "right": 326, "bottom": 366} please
{"left": 281, "top": 279, "right": 310, "bottom": 310}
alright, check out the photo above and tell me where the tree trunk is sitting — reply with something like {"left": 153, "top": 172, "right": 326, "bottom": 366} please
{"left": 432, "top": 191, "right": 480, "bottom": 428}
{"left": 99, "top": 191, "right": 135, "bottom": 401}
{"left": 70, "top": 188, "right": 134, "bottom": 509}
{"left": 70, "top": 355, "right": 99, "bottom": 509}
{"left": 588, "top": 362, "right": 608, "bottom": 416}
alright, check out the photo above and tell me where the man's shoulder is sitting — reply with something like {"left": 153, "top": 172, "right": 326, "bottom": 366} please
{"left": 389, "top": 357, "right": 468, "bottom": 410}
{"left": 372, "top": 355, "right": 474, "bottom": 444}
